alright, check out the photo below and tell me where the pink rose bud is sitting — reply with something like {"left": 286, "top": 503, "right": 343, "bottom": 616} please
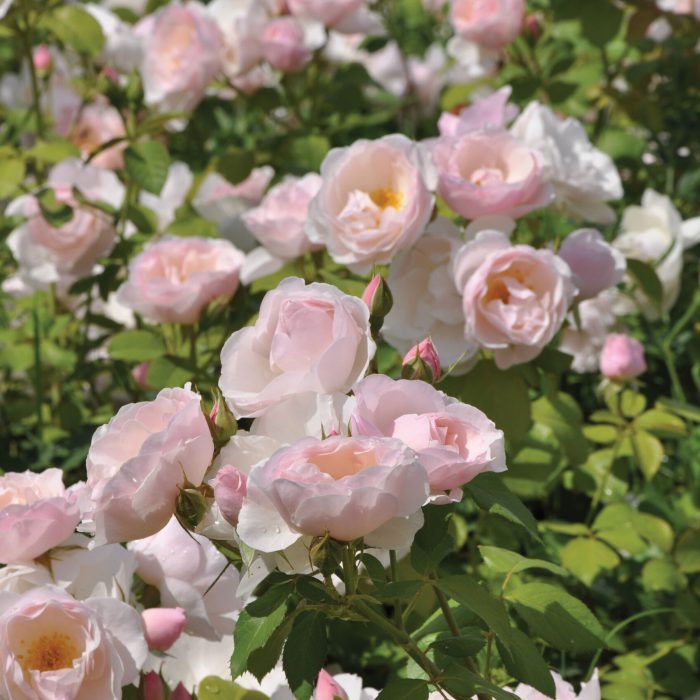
{"left": 525, "top": 14, "right": 541, "bottom": 39}
{"left": 171, "top": 684, "right": 193, "bottom": 700}
{"left": 402, "top": 338, "right": 441, "bottom": 383}
{"left": 599, "top": 334, "right": 646, "bottom": 381}
{"left": 213, "top": 465, "right": 248, "bottom": 527}
{"left": 208, "top": 396, "right": 238, "bottom": 445}
{"left": 362, "top": 274, "right": 394, "bottom": 320}
{"left": 33, "top": 44, "right": 52, "bottom": 72}
{"left": 262, "top": 17, "right": 310, "bottom": 72}
{"left": 143, "top": 672, "right": 165, "bottom": 700}
{"left": 132, "top": 362, "right": 151, "bottom": 390}
{"left": 316, "top": 669, "right": 349, "bottom": 700}
{"left": 141, "top": 607, "right": 186, "bottom": 652}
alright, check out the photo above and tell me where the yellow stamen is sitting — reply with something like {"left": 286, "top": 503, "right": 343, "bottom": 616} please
{"left": 369, "top": 188, "right": 404, "bottom": 211}
{"left": 18, "top": 633, "right": 79, "bottom": 673}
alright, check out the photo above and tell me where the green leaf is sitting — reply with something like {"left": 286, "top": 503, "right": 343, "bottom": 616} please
{"left": 441, "top": 360, "right": 532, "bottom": 444}
{"left": 465, "top": 473, "right": 540, "bottom": 541}
{"left": 496, "top": 627, "right": 556, "bottom": 698}
{"left": 281, "top": 135, "right": 330, "bottom": 172}
{"left": 560, "top": 537, "right": 620, "bottom": 586}
{"left": 127, "top": 203, "right": 159, "bottom": 234}
{"left": 626, "top": 258, "right": 663, "bottom": 311}
{"left": 0, "top": 158, "right": 25, "bottom": 198}
{"left": 619, "top": 390, "right": 647, "bottom": 418}
{"left": 37, "top": 188, "right": 73, "bottom": 227}
{"left": 429, "top": 630, "right": 485, "bottom": 658}
{"left": 532, "top": 393, "right": 589, "bottom": 465}
{"left": 231, "top": 596, "right": 289, "bottom": 678}
{"left": 479, "top": 545, "right": 567, "bottom": 577}
{"left": 146, "top": 356, "right": 194, "bottom": 390}
{"left": 376, "top": 678, "right": 428, "bottom": 700}
{"left": 124, "top": 140, "right": 170, "bottom": 195}
{"left": 533, "top": 347, "right": 573, "bottom": 374}
{"left": 108, "top": 330, "right": 166, "bottom": 362}
{"left": 641, "top": 559, "right": 687, "bottom": 593}
{"left": 282, "top": 611, "right": 327, "bottom": 700}
{"left": 27, "top": 139, "right": 81, "bottom": 164}
{"left": 631, "top": 430, "right": 664, "bottom": 480}
{"left": 373, "top": 580, "right": 425, "bottom": 601}
{"left": 217, "top": 148, "right": 255, "bottom": 185}
{"left": 583, "top": 424, "right": 619, "bottom": 444}
{"left": 47, "top": 6, "right": 105, "bottom": 56}
{"left": 441, "top": 666, "right": 519, "bottom": 700}
{"left": 198, "top": 677, "right": 267, "bottom": 700}
{"left": 436, "top": 575, "right": 513, "bottom": 642}
{"left": 656, "top": 397, "right": 700, "bottom": 423}
{"left": 506, "top": 582, "right": 606, "bottom": 653}
{"left": 633, "top": 410, "right": 686, "bottom": 439}
{"left": 676, "top": 529, "right": 700, "bottom": 574}
{"left": 411, "top": 505, "right": 455, "bottom": 574}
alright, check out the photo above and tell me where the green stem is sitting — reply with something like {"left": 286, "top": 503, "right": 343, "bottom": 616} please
{"left": 32, "top": 305, "right": 44, "bottom": 442}
{"left": 342, "top": 545, "right": 357, "bottom": 596}
{"left": 661, "top": 343, "right": 686, "bottom": 402}
{"left": 388, "top": 550, "right": 404, "bottom": 630}
{"left": 20, "top": 20, "right": 45, "bottom": 138}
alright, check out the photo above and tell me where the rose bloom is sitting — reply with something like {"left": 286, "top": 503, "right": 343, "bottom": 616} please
{"left": 599, "top": 334, "right": 646, "bottom": 381}
{"left": 219, "top": 277, "right": 375, "bottom": 418}
{"left": 557, "top": 228, "right": 626, "bottom": 300}
{"left": 242, "top": 173, "right": 322, "bottom": 259}
{"left": 262, "top": 17, "right": 310, "bottom": 71}
{"left": 382, "top": 218, "right": 478, "bottom": 373}
{"left": 450, "top": 0, "right": 525, "bottom": 49}
{"left": 453, "top": 230, "right": 577, "bottom": 368}
{"left": 136, "top": 1, "right": 223, "bottom": 113}
{"left": 86, "top": 386, "right": 214, "bottom": 544}
{"left": 306, "top": 134, "right": 435, "bottom": 272}
{"left": 287, "top": 0, "right": 362, "bottom": 27}
{"left": 432, "top": 130, "right": 552, "bottom": 220}
{"left": 116, "top": 237, "right": 245, "bottom": 325}
{"left": 129, "top": 516, "right": 241, "bottom": 639}
{"left": 0, "top": 586, "right": 147, "bottom": 700}
{"left": 437, "top": 86, "right": 518, "bottom": 138}
{"left": 0, "top": 469, "right": 80, "bottom": 565}
{"left": 69, "top": 101, "right": 126, "bottom": 169}
{"left": 515, "top": 670, "right": 601, "bottom": 700}
{"left": 351, "top": 375, "right": 505, "bottom": 498}
{"left": 5, "top": 159, "right": 122, "bottom": 295}
{"left": 511, "top": 102, "right": 623, "bottom": 224}
{"left": 237, "top": 435, "right": 429, "bottom": 551}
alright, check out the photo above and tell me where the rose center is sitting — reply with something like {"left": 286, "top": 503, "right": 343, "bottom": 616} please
{"left": 19, "top": 633, "right": 79, "bottom": 673}
{"left": 470, "top": 167, "right": 504, "bottom": 187}
{"left": 485, "top": 279, "right": 510, "bottom": 303}
{"left": 369, "top": 188, "right": 404, "bottom": 211}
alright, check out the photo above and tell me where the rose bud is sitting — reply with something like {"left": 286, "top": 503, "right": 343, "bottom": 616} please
{"left": 141, "top": 607, "right": 186, "bottom": 652}
{"left": 208, "top": 395, "right": 238, "bottom": 447}
{"left": 316, "top": 669, "right": 349, "bottom": 700}
{"left": 132, "top": 362, "right": 151, "bottom": 390}
{"left": 213, "top": 465, "right": 248, "bottom": 527}
{"left": 402, "top": 338, "right": 441, "bottom": 383}
{"left": 171, "top": 684, "right": 193, "bottom": 700}
{"left": 363, "top": 273, "right": 394, "bottom": 335}
{"left": 33, "top": 44, "right": 52, "bottom": 72}
{"left": 600, "top": 334, "right": 647, "bottom": 381}
{"left": 262, "top": 17, "right": 310, "bottom": 72}
{"left": 143, "top": 672, "right": 165, "bottom": 700}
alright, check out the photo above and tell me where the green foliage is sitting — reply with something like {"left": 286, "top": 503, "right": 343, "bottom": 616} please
{"left": 124, "top": 140, "right": 171, "bottom": 194}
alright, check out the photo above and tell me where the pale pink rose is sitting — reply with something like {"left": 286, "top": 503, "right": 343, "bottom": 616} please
{"left": 129, "top": 516, "right": 241, "bottom": 639}
{"left": 432, "top": 130, "right": 552, "bottom": 220}
{"left": 70, "top": 101, "right": 126, "bottom": 169}
{"left": 403, "top": 338, "right": 442, "bottom": 381}
{"left": 219, "top": 277, "right": 375, "bottom": 418}
{"left": 515, "top": 670, "right": 601, "bottom": 700}
{"left": 137, "top": 1, "right": 223, "bottom": 113}
{"left": 237, "top": 435, "right": 429, "bottom": 551}
{"left": 0, "top": 586, "right": 147, "bottom": 700}
{"left": 351, "top": 375, "right": 505, "bottom": 497}
{"left": 382, "top": 219, "right": 478, "bottom": 372}
{"left": 437, "top": 86, "right": 518, "bottom": 138}
{"left": 86, "top": 386, "right": 214, "bottom": 544}
{"left": 242, "top": 173, "right": 322, "bottom": 259}
{"left": 657, "top": 0, "right": 700, "bottom": 18}
{"left": 213, "top": 465, "right": 248, "bottom": 526}
{"left": 0, "top": 469, "right": 80, "bottom": 564}
{"left": 144, "top": 672, "right": 165, "bottom": 700}
{"left": 450, "top": 0, "right": 525, "bottom": 49}
{"left": 142, "top": 607, "right": 186, "bottom": 652}
{"left": 117, "top": 237, "right": 245, "bottom": 324}
{"left": 317, "top": 669, "right": 350, "bottom": 700}
{"left": 32, "top": 44, "right": 52, "bottom": 71}
{"left": 557, "top": 228, "right": 626, "bottom": 300}
{"left": 599, "top": 334, "right": 646, "bottom": 381}
{"left": 306, "top": 134, "right": 435, "bottom": 272}
{"left": 262, "top": 17, "right": 310, "bottom": 71}
{"left": 5, "top": 160, "right": 122, "bottom": 294}
{"left": 288, "top": 0, "right": 362, "bottom": 27}
{"left": 453, "top": 231, "right": 577, "bottom": 368}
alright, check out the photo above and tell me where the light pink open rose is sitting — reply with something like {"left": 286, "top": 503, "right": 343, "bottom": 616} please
{"left": 351, "top": 375, "right": 505, "bottom": 498}
{"left": 237, "top": 435, "right": 429, "bottom": 551}
{"left": 432, "top": 130, "right": 552, "bottom": 220}
{"left": 86, "top": 387, "right": 214, "bottom": 544}
{"left": 306, "top": 134, "right": 435, "bottom": 272}
{"left": 287, "top": 0, "right": 362, "bottom": 27}
{"left": 219, "top": 277, "right": 375, "bottom": 418}
{"left": 453, "top": 231, "right": 577, "bottom": 368}
{"left": 450, "top": 0, "right": 525, "bottom": 49}
{"left": 0, "top": 586, "right": 147, "bottom": 700}
{"left": 116, "top": 236, "right": 245, "bottom": 324}
{"left": 0, "top": 469, "right": 81, "bottom": 564}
